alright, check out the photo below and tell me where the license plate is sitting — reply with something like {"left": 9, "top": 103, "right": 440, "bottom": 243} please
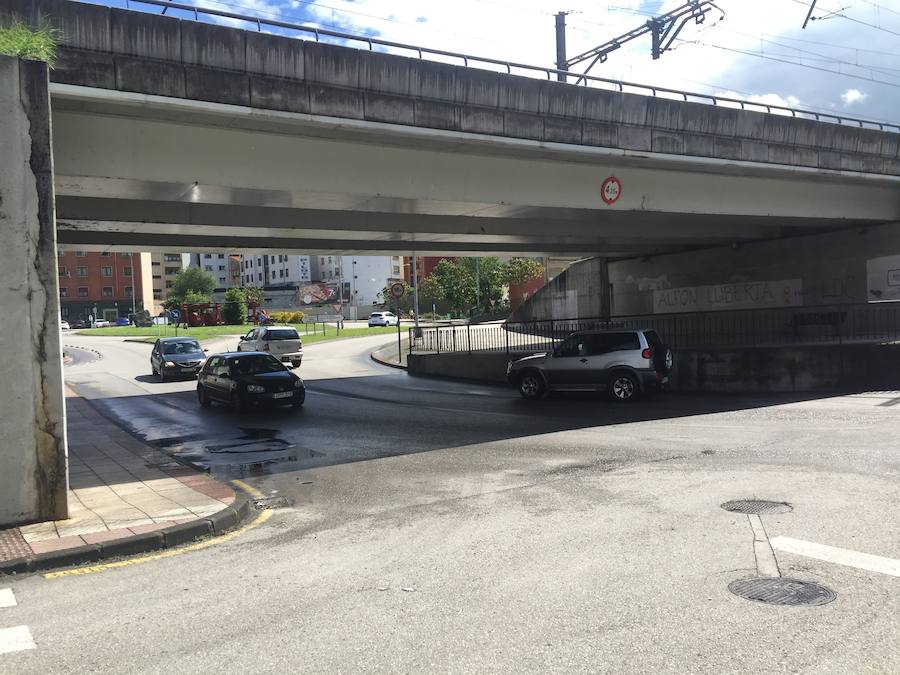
{"left": 181, "top": 368, "right": 196, "bottom": 373}
{"left": 272, "top": 391, "right": 293, "bottom": 399}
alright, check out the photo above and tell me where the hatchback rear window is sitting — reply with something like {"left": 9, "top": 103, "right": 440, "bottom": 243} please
{"left": 265, "top": 328, "right": 299, "bottom": 340}
{"left": 370, "top": 313, "right": 383, "bottom": 318}
{"left": 644, "top": 330, "right": 663, "bottom": 349}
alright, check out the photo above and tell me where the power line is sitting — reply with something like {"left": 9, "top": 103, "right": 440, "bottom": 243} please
{"left": 679, "top": 39, "right": 900, "bottom": 89}
{"left": 793, "top": 0, "right": 900, "bottom": 37}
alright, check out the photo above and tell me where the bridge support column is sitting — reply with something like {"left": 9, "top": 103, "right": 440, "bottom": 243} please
{"left": 0, "top": 56, "right": 68, "bottom": 526}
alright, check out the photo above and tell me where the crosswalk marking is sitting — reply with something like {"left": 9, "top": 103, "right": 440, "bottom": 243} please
{"left": 0, "top": 626, "right": 36, "bottom": 655}
{"left": 770, "top": 536, "right": 900, "bottom": 578}
{"left": 0, "top": 589, "right": 17, "bottom": 609}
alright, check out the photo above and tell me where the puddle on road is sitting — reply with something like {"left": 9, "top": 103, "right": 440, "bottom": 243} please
{"left": 157, "top": 427, "right": 323, "bottom": 479}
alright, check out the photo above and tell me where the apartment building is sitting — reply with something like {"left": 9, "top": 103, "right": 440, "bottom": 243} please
{"left": 57, "top": 250, "right": 153, "bottom": 322}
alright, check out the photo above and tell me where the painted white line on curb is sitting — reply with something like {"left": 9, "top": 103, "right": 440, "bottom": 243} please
{"left": 0, "top": 589, "right": 16, "bottom": 609}
{"left": 0, "top": 626, "right": 35, "bottom": 655}
{"left": 748, "top": 515, "right": 780, "bottom": 577}
{"left": 770, "top": 536, "right": 900, "bottom": 578}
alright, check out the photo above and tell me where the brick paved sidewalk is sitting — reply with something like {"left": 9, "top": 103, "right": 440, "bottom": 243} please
{"left": 0, "top": 389, "right": 235, "bottom": 563}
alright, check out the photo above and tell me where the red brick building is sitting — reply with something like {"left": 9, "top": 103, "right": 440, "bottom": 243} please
{"left": 57, "top": 250, "right": 149, "bottom": 322}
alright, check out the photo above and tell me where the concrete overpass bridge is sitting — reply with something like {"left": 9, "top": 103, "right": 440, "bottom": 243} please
{"left": 6, "top": 0, "right": 900, "bottom": 257}
{"left": 2, "top": 0, "right": 900, "bottom": 527}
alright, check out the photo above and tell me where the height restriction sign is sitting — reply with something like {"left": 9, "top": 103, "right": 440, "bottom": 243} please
{"left": 600, "top": 176, "right": 622, "bottom": 205}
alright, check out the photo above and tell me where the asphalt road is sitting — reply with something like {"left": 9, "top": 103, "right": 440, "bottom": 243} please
{"left": 3, "top": 332, "right": 899, "bottom": 673}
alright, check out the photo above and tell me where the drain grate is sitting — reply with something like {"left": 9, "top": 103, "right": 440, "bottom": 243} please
{"left": 728, "top": 577, "right": 836, "bottom": 606}
{"left": 721, "top": 499, "right": 793, "bottom": 515}
{"left": 251, "top": 496, "right": 292, "bottom": 510}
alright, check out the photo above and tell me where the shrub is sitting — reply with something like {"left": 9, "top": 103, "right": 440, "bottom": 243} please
{"left": 222, "top": 288, "right": 246, "bottom": 325}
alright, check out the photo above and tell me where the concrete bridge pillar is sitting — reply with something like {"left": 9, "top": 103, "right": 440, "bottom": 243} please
{"left": 0, "top": 55, "right": 68, "bottom": 526}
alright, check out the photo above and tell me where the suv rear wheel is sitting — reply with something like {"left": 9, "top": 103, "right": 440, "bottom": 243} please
{"left": 518, "top": 372, "right": 545, "bottom": 400}
{"left": 609, "top": 372, "right": 639, "bottom": 403}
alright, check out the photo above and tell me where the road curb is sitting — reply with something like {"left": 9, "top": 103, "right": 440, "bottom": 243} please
{"left": 370, "top": 350, "right": 407, "bottom": 370}
{"left": 0, "top": 495, "right": 256, "bottom": 577}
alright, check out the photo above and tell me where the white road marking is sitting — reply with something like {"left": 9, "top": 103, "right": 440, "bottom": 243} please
{"left": 0, "top": 588, "right": 16, "bottom": 608}
{"left": 770, "top": 536, "right": 900, "bottom": 578}
{"left": 0, "top": 626, "right": 35, "bottom": 655}
{"left": 748, "top": 515, "right": 780, "bottom": 577}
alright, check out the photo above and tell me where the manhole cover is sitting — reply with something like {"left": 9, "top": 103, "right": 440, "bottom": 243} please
{"left": 728, "top": 577, "right": 836, "bottom": 606}
{"left": 251, "top": 496, "right": 292, "bottom": 510}
{"left": 721, "top": 499, "right": 793, "bottom": 515}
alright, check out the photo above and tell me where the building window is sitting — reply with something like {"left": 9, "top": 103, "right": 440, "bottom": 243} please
{"left": 204, "top": 254, "right": 212, "bottom": 259}
{"left": 101, "top": 251, "right": 111, "bottom": 257}
{"left": 121, "top": 252, "right": 132, "bottom": 257}
{"left": 124, "top": 286, "right": 133, "bottom": 297}
{"left": 76, "top": 266, "right": 88, "bottom": 277}
{"left": 58, "top": 265, "right": 67, "bottom": 276}
{"left": 285, "top": 270, "right": 290, "bottom": 278}
{"left": 164, "top": 254, "right": 179, "bottom": 262}
{"left": 218, "top": 265, "right": 225, "bottom": 271}
{"left": 76, "top": 251, "right": 86, "bottom": 257}
{"left": 153, "top": 291, "right": 162, "bottom": 299}
{"left": 59, "top": 287, "right": 68, "bottom": 297}
{"left": 218, "top": 254, "right": 224, "bottom": 259}
{"left": 204, "top": 265, "right": 213, "bottom": 272}
{"left": 165, "top": 280, "right": 174, "bottom": 289}
{"left": 256, "top": 258, "right": 261, "bottom": 266}
{"left": 102, "top": 286, "right": 113, "bottom": 297}
{"left": 270, "top": 256, "right": 275, "bottom": 264}
{"left": 258, "top": 273, "right": 262, "bottom": 282}
{"left": 101, "top": 266, "right": 112, "bottom": 277}
{"left": 123, "top": 267, "right": 132, "bottom": 277}
{"left": 77, "top": 287, "right": 89, "bottom": 297}
{"left": 165, "top": 267, "right": 179, "bottom": 275}
{"left": 279, "top": 269, "right": 284, "bottom": 278}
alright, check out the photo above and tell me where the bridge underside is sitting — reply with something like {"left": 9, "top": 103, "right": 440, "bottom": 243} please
{"left": 52, "top": 86, "right": 900, "bottom": 256}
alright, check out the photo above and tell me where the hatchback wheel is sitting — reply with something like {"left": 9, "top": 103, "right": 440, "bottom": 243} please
{"left": 230, "top": 392, "right": 244, "bottom": 413}
{"left": 518, "top": 372, "right": 545, "bottom": 400}
{"left": 197, "top": 385, "right": 210, "bottom": 407}
{"left": 158, "top": 367, "right": 166, "bottom": 383}
{"left": 609, "top": 373, "right": 639, "bottom": 402}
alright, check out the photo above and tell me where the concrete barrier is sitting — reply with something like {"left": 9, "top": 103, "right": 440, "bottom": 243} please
{"left": 408, "top": 344, "right": 900, "bottom": 393}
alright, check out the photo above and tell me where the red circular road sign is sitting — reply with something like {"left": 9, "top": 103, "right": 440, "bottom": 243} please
{"left": 390, "top": 281, "right": 406, "bottom": 299}
{"left": 600, "top": 176, "right": 623, "bottom": 205}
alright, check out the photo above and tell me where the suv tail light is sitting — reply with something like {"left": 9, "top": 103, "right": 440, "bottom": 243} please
{"left": 642, "top": 348, "right": 652, "bottom": 360}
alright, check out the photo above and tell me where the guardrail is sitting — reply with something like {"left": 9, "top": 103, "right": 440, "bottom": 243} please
{"left": 409, "top": 303, "right": 900, "bottom": 355}
{"left": 104, "top": 0, "right": 900, "bottom": 133}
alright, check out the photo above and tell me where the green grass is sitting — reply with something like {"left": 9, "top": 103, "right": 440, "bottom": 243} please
{"left": 0, "top": 18, "right": 59, "bottom": 65}
{"left": 80, "top": 324, "right": 401, "bottom": 344}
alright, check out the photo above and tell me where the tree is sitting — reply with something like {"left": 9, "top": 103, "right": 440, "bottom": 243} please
{"left": 243, "top": 285, "right": 264, "bottom": 306}
{"left": 504, "top": 257, "right": 545, "bottom": 287}
{"left": 167, "top": 266, "right": 215, "bottom": 305}
{"left": 222, "top": 288, "right": 247, "bottom": 325}
{"left": 460, "top": 257, "right": 505, "bottom": 312}
{"left": 430, "top": 259, "right": 476, "bottom": 315}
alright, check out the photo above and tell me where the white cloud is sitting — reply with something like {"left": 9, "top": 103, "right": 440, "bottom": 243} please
{"left": 840, "top": 89, "right": 868, "bottom": 105}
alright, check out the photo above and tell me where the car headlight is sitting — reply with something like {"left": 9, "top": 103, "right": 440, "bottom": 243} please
{"left": 164, "top": 361, "right": 175, "bottom": 367}
{"left": 246, "top": 384, "right": 265, "bottom": 393}
{"left": 293, "top": 380, "right": 303, "bottom": 389}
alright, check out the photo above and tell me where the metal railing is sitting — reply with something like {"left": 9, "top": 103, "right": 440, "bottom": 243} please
{"left": 409, "top": 303, "right": 900, "bottom": 355}
{"left": 91, "top": 0, "right": 900, "bottom": 133}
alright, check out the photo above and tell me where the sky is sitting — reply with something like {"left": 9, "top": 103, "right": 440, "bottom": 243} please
{"left": 90, "top": 0, "right": 900, "bottom": 123}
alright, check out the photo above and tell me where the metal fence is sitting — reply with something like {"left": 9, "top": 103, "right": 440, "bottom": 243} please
{"left": 409, "top": 303, "right": 900, "bottom": 355}
{"left": 102, "top": 0, "right": 900, "bottom": 133}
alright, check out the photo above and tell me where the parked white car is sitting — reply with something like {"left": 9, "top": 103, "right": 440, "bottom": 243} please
{"left": 237, "top": 326, "right": 303, "bottom": 368}
{"left": 368, "top": 311, "right": 399, "bottom": 327}
{"left": 92, "top": 319, "right": 111, "bottom": 328}
{"left": 60, "top": 320, "right": 70, "bottom": 330}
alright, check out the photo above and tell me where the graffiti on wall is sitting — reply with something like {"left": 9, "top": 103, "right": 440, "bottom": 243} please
{"left": 653, "top": 279, "right": 803, "bottom": 314}
{"left": 866, "top": 254, "right": 900, "bottom": 302}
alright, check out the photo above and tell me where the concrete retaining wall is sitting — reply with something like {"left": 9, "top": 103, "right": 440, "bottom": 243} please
{"left": 408, "top": 344, "right": 900, "bottom": 393}
{"left": 4, "top": 0, "right": 899, "bottom": 174}
{"left": 0, "top": 55, "right": 68, "bottom": 526}
{"left": 609, "top": 221, "right": 900, "bottom": 315}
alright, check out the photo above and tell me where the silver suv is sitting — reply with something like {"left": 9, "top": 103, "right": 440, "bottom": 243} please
{"left": 507, "top": 329, "right": 673, "bottom": 402}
